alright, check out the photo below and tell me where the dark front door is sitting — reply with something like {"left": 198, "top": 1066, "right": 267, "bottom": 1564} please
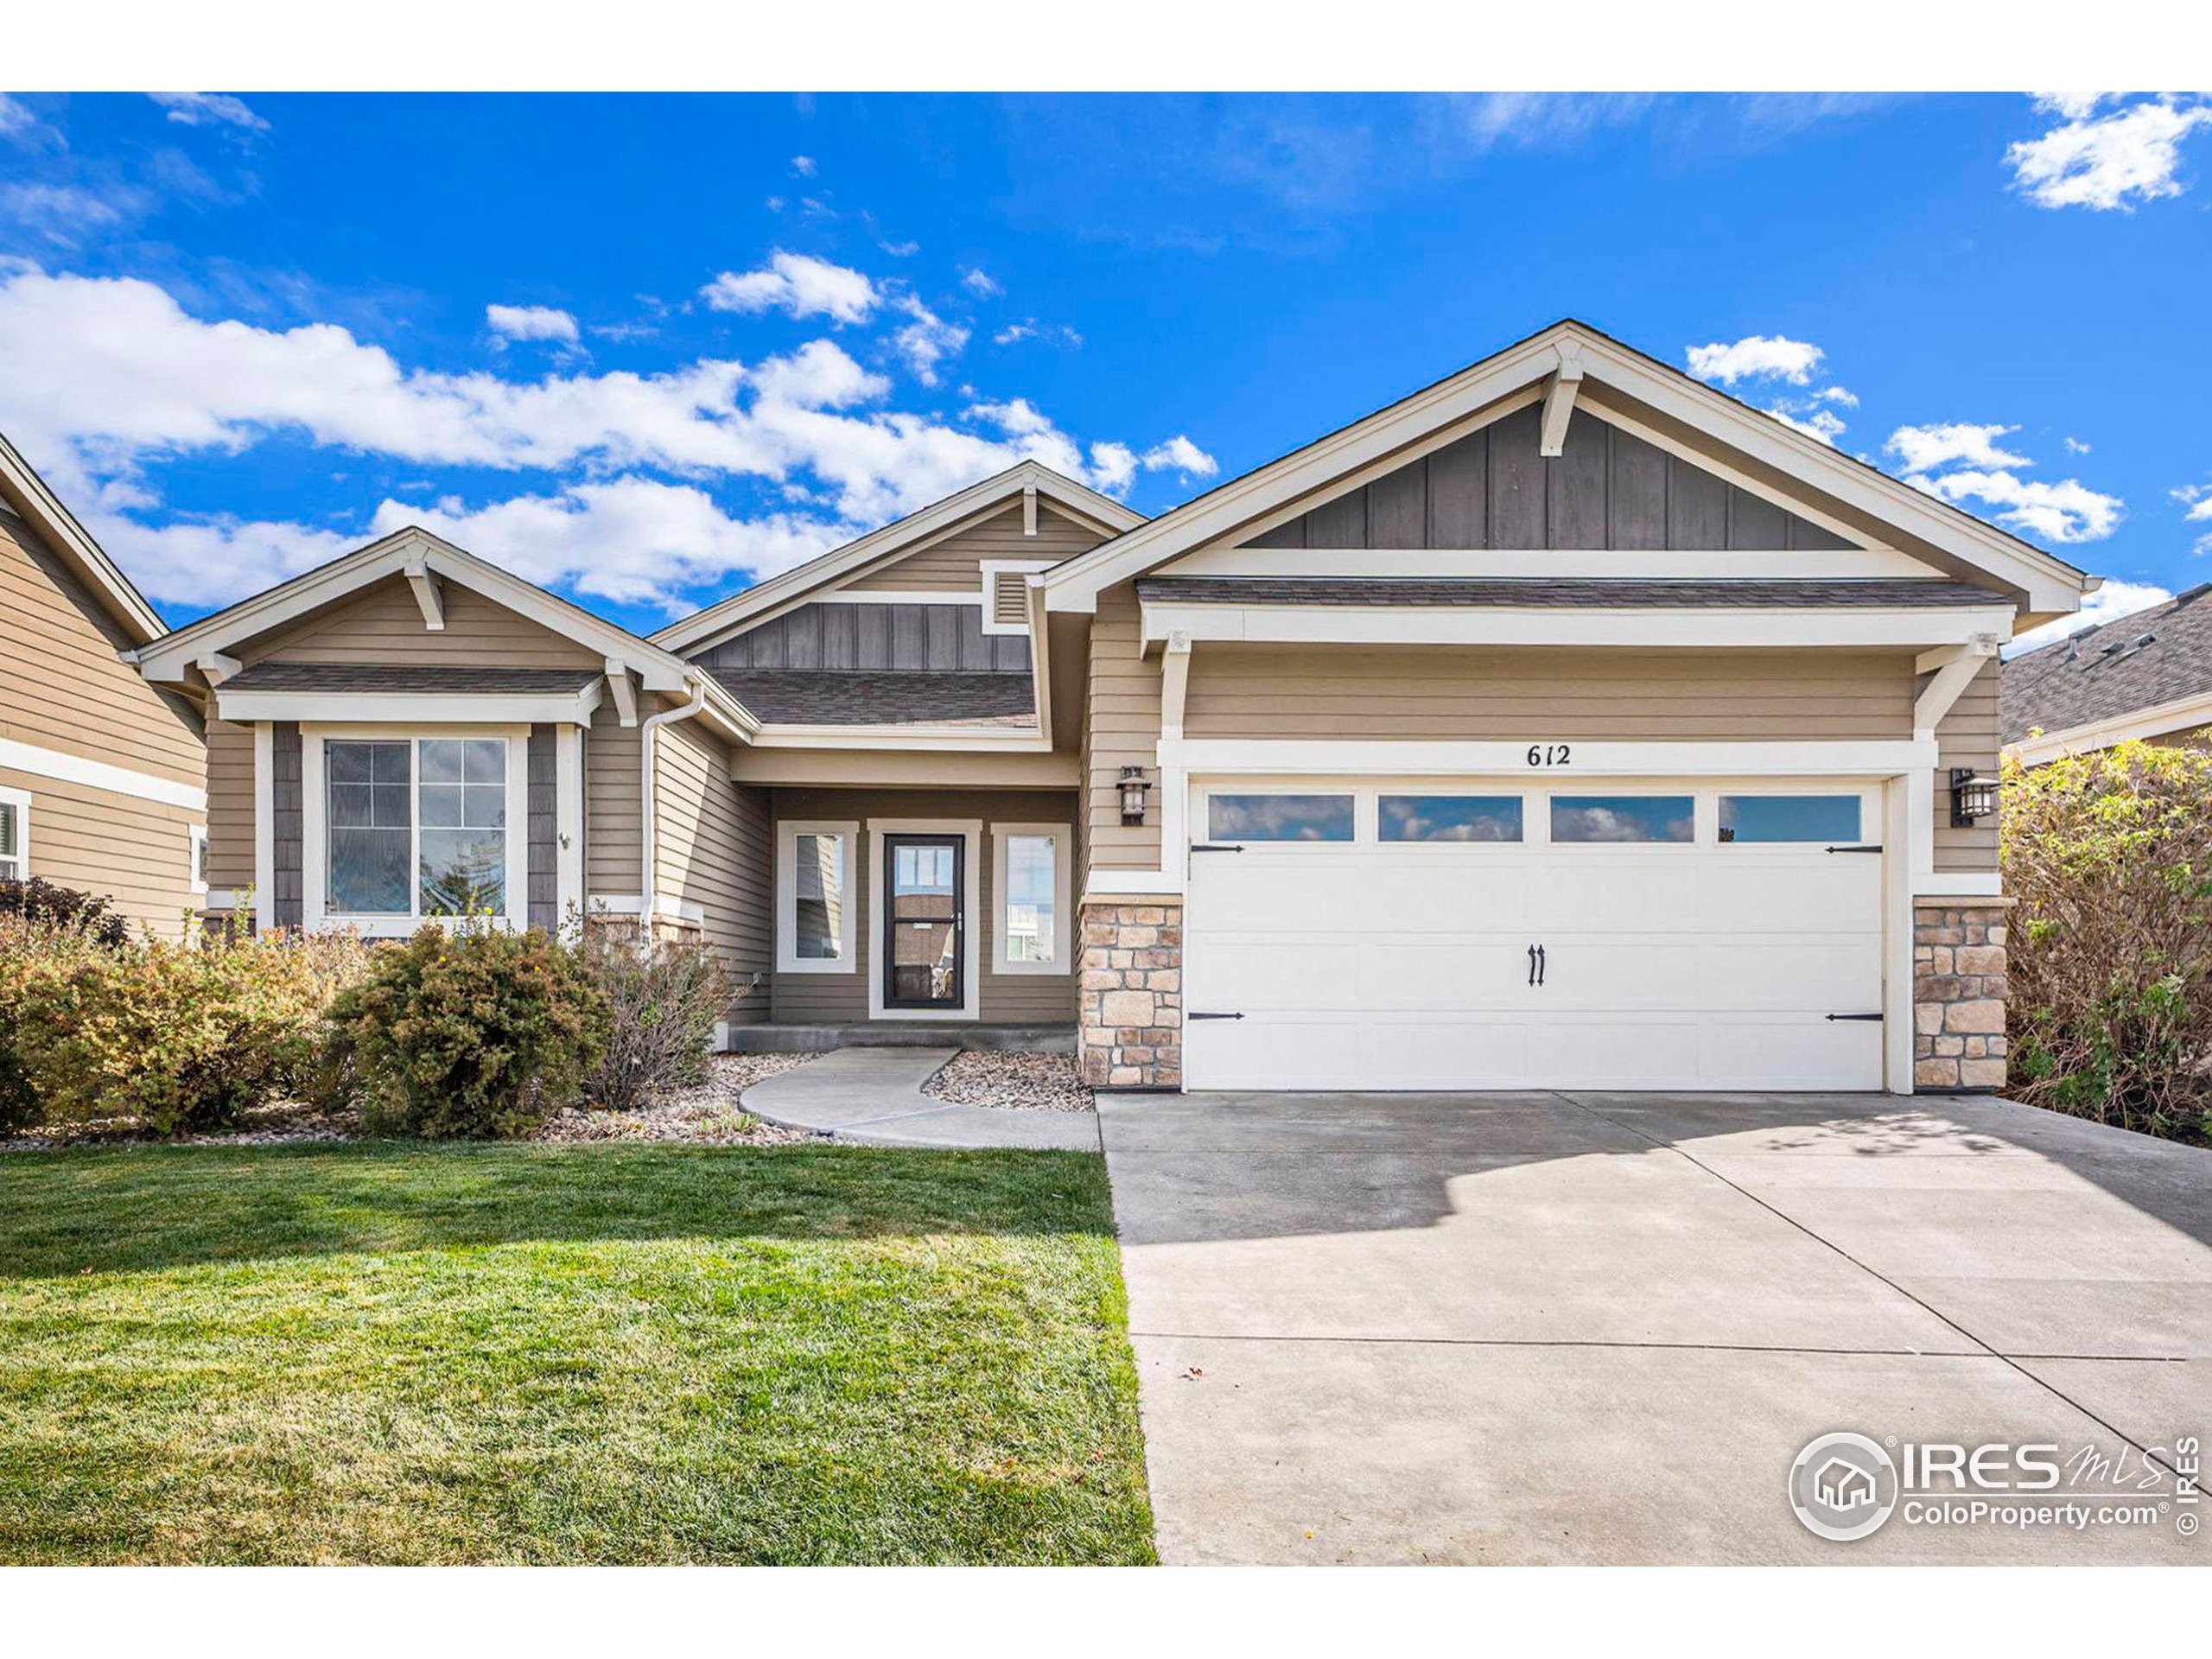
{"left": 883, "top": 834, "right": 963, "bottom": 1011}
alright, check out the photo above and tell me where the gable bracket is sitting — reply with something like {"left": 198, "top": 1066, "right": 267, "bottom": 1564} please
{"left": 605, "top": 659, "right": 639, "bottom": 728}
{"left": 1912, "top": 634, "right": 2004, "bottom": 735}
{"left": 403, "top": 550, "right": 445, "bottom": 631}
{"left": 1538, "top": 345, "right": 1586, "bottom": 458}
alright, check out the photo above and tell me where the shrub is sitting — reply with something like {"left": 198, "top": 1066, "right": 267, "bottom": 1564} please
{"left": 323, "top": 925, "right": 608, "bottom": 1139}
{"left": 576, "top": 922, "right": 729, "bottom": 1110}
{"left": 1, "top": 924, "right": 372, "bottom": 1136}
{"left": 2002, "top": 741, "right": 2212, "bottom": 1142}
{"left": 0, "top": 876, "right": 128, "bottom": 949}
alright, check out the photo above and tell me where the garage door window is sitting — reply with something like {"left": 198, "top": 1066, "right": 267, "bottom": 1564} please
{"left": 1719, "top": 794, "right": 1861, "bottom": 843}
{"left": 1207, "top": 794, "right": 1355, "bottom": 842}
{"left": 1551, "top": 795, "right": 1694, "bottom": 843}
{"left": 1379, "top": 795, "right": 1522, "bottom": 843}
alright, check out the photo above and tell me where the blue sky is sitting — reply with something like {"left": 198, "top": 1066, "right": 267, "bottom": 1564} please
{"left": 2, "top": 91, "right": 2208, "bottom": 644}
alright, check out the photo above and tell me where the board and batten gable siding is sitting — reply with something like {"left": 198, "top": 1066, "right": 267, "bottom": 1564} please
{"left": 1083, "top": 583, "right": 1162, "bottom": 878}
{"left": 1242, "top": 404, "right": 1856, "bottom": 553}
{"left": 1182, "top": 645, "right": 1917, "bottom": 741}
{"left": 652, "top": 717, "right": 773, "bottom": 1025}
{"left": 768, "top": 787, "right": 1081, "bottom": 1027}
{"left": 0, "top": 503, "right": 204, "bottom": 791}
{"left": 842, "top": 501, "right": 1108, "bottom": 593}
{"left": 239, "top": 575, "right": 603, "bottom": 670}
{"left": 690, "top": 600, "right": 1029, "bottom": 672}
{"left": 1931, "top": 656, "right": 1999, "bottom": 874}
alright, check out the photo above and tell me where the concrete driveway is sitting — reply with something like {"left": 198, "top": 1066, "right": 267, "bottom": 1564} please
{"left": 1100, "top": 1090, "right": 2212, "bottom": 1564}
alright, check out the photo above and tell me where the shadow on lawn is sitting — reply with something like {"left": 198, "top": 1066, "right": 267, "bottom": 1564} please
{"left": 0, "top": 1141, "right": 1114, "bottom": 1281}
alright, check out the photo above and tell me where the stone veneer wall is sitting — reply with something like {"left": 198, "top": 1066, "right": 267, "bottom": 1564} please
{"left": 1913, "top": 899, "right": 2010, "bottom": 1091}
{"left": 1078, "top": 898, "right": 1183, "bottom": 1088}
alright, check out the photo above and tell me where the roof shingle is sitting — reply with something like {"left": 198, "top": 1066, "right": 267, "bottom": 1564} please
{"left": 2000, "top": 584, "right": 2212, "bottom": 746}
{"left": 219, "top": 664, "right": 602, "bottom": 694}
{"left": 707, "top": 670, "right": 1037, "bottom": 728}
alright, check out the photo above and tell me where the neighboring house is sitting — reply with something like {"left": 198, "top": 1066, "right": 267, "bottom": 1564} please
{"left": 0, "top": 432, "right": 207, "bottom": 936}
{"left": 2002, "top": 584, "right": 2212, "bottom": 766}
{"left": 129, "top": 321, "right": 2094, "bottom": 1094}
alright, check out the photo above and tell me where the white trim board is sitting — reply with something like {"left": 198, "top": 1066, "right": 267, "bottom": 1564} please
{"left": 1160, "top": 738, "right": 1936, "bottom": 778}
{"left": 215, "top": 683, "right": 605, "bottom": 727}
{"left": 0, "top": 784, "right": 29, "bottom": 881}
{"left": 0, "top": 735, "right": 207, "bottom": 811}
{"left": 1158, "top": 547, "right": 1939, "bottom": 580}
{"left": 867, "top": 818, "right": 982, "bottom": 1022}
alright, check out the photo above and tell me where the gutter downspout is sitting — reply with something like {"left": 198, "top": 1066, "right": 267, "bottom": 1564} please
{"left": 639, "top": 671, "right": 709, "bottom": 928}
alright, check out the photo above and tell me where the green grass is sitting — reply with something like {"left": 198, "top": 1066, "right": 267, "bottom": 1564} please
{"left": 0, "top": 1142, "right": 1154, "bottom": 1564}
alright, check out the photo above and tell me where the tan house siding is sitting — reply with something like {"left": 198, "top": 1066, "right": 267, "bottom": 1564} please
{"left": 1932, "top": 656, "right": 2000, "bottom": 874}
{"left": 2, "top": 762, "right": 200, "bottom": 935}
{"left": 769, "top": 787, "right": 1080, "bottom": 1026}
{"left": 1084, "top": 583, "right": 1161, "bottom": 877}
{"left": 652, "top": 718, "right": 773, "bottom": 1025}
{"left": 843, "top": 503, "right": 1106, "bottom": 593}
{"left": 1182, "top": 645, "right": 1916, "bottom": 741}
{"left": 242, "top": 575, "right": 602, "bottom": 670}
{"left": 585, "top": 703, "right": 641, "bottom": 899}
{"left": 0, "top": 505, "right": 204, "bottom": 791}
{"left": 204, "top": 717, "right": 257, "bottom": 894}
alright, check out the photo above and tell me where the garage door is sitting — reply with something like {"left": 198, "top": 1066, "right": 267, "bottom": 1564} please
{"left": 1183, "top": 782, "right": 1885, "bottom": 1092}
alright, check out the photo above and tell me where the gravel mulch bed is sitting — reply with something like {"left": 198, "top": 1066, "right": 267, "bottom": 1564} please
{"left": 539, "top": 1053, "right": 820, "bottom": 1144}
{"left": 921, "top": 1050, "right": 1094, "bottom": 1113}
{"left": 2, "top": 1053, "right": 827, "bottom": 1152}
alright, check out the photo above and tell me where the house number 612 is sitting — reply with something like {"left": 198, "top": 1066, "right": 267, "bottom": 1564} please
{"left": 1525, "top": 744, "right": 1572, "bottom": 767}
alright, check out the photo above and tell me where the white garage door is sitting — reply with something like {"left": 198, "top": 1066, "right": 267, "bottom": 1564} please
{"left": 1183, "top": 782, "right": 1886, "bottom": 1092}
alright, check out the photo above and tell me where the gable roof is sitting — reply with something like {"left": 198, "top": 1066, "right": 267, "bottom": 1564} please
{"left": 2002, "top": 584, "right": 2212, "bottom": 749}
{"left": 130, "top": 524, "right": 700, "bottom": 693}
{"left": 0, "top": 429, "right": 168, "bottom": 645}
{"left": 651, "top": 459, "right": 1145, "bottom": 655}
{"left": 1040, "top": 320, "right": 2094, "bottom": 621}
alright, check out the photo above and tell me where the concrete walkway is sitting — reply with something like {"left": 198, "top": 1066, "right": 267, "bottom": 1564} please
{"left": 1103, "top": 1089, "right": 2212, "bottom": 1565}
{"left": 741, "top": 1047, "right": 1101, "bottom": 1150}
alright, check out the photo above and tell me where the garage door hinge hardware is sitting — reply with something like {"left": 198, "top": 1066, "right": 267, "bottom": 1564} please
{"left": 1188, "top": 1011, "right": 1245, "bottom": 1020}
{"left": 1826, "top": 1012, "right": 1885, "bottom": 1021}
{"left": 1189, "top": 843, "right": 1246, "bottom": 854}
{"left": 1825, "top": 844, "right": 1883, "bottom": 854}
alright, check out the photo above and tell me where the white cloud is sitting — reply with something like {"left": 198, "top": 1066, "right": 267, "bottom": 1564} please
{"left": 1767, "top": 406, "right": 1847, "bottom": 445}
{"left": 2063, "top": 435, "right": 2092, "bottom": 454}
{"left": 146, "top": 92, "right": 268, "bottom": 131}
{"left": 749, "top": 340, "right": 887, "bottom": 410}
{"left": 0, "top": 264, "right": 1204, "bottom": 606}
{"left": 791, "top": 155, "right": 817, "bottom": 176}
{"left": 2176, "top": 481, "right": 2212, "bottom": 553}
{"left": 1141, "top": 435, "right": 1218, "bottom": 479}
{"left": 1, "top": 181, "right": 140, "bottom": 245}
{"left": 2006, "top": 97, "right": 2212, "bottom": 211}
{"left": 994, "top": 319, "right": 1082, "bottom": 348}
{"left": 699, "top": 251, "right": 878, "bottom": 324}
{"left": 1910, "top": 467, "right": 2124, "bottom": 544}
{"left": 485, "top": 303, "right": 580, "bottom": 344}
{"left": 1885, "top": 422, "right": 2033, "bottom": 474}
{"left": 1088, "top": 442, "right": 1137, "bottom": 494}
{"left": 1817, "top": 385, "right": 1858, "bottom": 408}
{"left": 961, "top": 267, "right": 1002, "bottom": 298}
{"left": 889, "top": 294, "right": 968, "bottom": 385}
{"left": 0, "top": 95, "right": 35, "bottom": 137}
{"left": 1442, "top": 92, "right": 1659, "bottom": 151}
{"left": 1686, "top": 334, "right": 1825, "bottom": 385}
{"left": 2007, "top": 578, "right": 2174, "bottom": 656}
{"left": 878, "top": 238, "right": 919, "bottom": 257}
{"left": 2035, "top": 93, "right": 2115, "bottom": 123}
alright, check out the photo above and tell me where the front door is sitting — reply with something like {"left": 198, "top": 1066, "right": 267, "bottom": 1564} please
{"left": 883, "top": 834, "right": 964, "bottom": 1011}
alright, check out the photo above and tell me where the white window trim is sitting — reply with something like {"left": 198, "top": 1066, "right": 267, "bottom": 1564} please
{"left": 978, "top": 559, "right": 1056, "bottom": 636}
{"left": 992, "top": 822, "right": 1073, "bottom": 976}
{"left": 868, "top": 818, "right": 981, "bottom": 1022}
{"left": 0, "top": 785, "right": 29, "bottom": 881}
{"left": 776, "top": 819, "right": 857, "bottom": 974}
{"left": 188, "top": 824, "right": 209, "bottom": 895}
{"left": 301, "top": 724, "right": 530, "bottom": 938}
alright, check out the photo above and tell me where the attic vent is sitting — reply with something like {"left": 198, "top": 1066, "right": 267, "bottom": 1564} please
{"left": 992, "top": 569, "right": 1031, "bottom": 628}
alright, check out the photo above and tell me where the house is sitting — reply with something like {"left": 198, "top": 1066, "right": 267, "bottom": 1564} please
{"left": 2002, "top": 584, "right": 2212, "bottom": 766}
{"left": 128, "top": 321, "right": 2094, "bottom": 1094}
{"left": 0, "top": 432, "right": 207, "bottom": 936}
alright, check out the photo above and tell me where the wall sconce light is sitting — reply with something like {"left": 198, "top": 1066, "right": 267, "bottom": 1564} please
{"left": 1949, "top": 767, "right": 1999, "bottom": 828}
{"left": 1118, "top": 766, "right": 1153, "bottom": 826}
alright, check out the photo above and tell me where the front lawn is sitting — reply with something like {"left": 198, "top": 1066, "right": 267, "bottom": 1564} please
{"left": 0, "top": 1143, "right": 1154, "bottom": 1564}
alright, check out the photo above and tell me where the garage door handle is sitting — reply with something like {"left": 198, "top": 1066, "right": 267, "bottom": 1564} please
{"left": 1190, "top": 843, "right": 1246, "bottom": 854}
{"left": 1825, "top": 844, "right": 1883, "bottom": 854}
{"left": 1537, "top": 944, "right": 1546, "bottom": 987}
{"left": 1826, "top": 1012, "right": 1885, "bottom": 1021}
{"left": 1188, "top": 1011, "right": 1244, "bottom": 1020}
{"left": 1528, "top": 944, "right": 1538, "bottom": 986}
